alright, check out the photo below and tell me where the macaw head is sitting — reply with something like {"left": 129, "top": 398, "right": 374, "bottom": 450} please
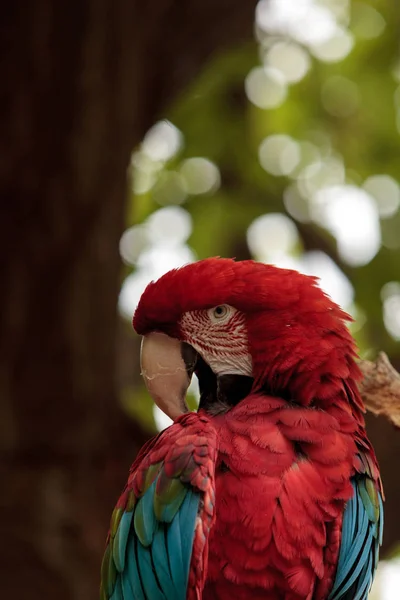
{"left": 133, "top": 258, "right": 361, "bottom": 420}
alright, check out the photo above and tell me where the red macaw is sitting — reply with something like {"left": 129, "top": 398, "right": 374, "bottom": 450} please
{"left": 101, "top": 258, "right": 383, "bottom": 600}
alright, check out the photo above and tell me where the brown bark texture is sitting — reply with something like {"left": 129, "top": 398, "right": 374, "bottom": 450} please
{"left": 0, "top": 1, "right": 257, "bottom": 599}
{"left": 359, "top": 353, "right": 400, "bottom": 428}
{"left": 1, "top": 2, "right": 399, "bottom": 599}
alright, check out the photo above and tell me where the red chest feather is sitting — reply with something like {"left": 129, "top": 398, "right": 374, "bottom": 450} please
{"left": 203, "top": 395, "right": 356, "bottom": 600}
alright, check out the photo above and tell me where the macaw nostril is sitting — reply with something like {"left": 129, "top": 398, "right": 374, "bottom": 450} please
{"left": 181, "top": 342, "right": 198, "bottom": 376}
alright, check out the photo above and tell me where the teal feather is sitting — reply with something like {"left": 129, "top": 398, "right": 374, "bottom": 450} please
{"left": 339, "top": 496, "right": 369, "bottom": 581}
{"left": 358, "top": 479, "right": 377, "bottom": 523}
{"left": 113, "top": 510, "right": 134, "bottom": 572}
{"left": 151, "top": 525, "right": 179, "bottom": 598}
{"left": 378, "top": 492, "right": 384, "bottom": 545}
{"left": 353, "top": 552, "right": 373, "bottom": 600}
{"left": 338, "top": 487, "right": 353, "bottom": 564}
{"left": 335, "top": 529, "right": 373, "bottom": 597}
{"left": 329, "top": 478, "right": 383, "bottom": 600}
{"left": 167, "top": 510, "right": 185, "bottom": 600}
{"left": 154, "top": 473, "right": 187, "bottom": 523}
{"left": 120, "top": 570, "right": 135, "bottom": 600}
{"left": 177, "top": 490, "right": 199, "bottom": 580}
{"left": 137, "top": 541, "right": 166, "bottom": 600}
{"left": 100, "top": 420, "right": 217, "bottom": 600}
{"left": 134, "top": 481, "right": 157, "bottom": 547}
{"left": 121, "top": 530, "right": 145, "bottom": 600}
{"left": 109, "top": 576, "right": 124, "bottom": 600}
{"left": 107, "top": 472, "right": 201, "bottom": 600}
{"left": 332, "top": 490, "right": 366, "bottom": 594}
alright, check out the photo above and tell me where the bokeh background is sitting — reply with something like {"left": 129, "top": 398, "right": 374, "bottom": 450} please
{"left": 1, "top": 0, "right": 399, "bottom": 598}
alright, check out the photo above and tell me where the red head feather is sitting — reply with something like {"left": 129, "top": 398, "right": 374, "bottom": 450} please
{"left": 133, "top": 258, "right": 363, "bottom": 408}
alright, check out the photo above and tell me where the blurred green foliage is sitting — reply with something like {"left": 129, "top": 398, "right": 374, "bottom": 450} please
{"left": 122, "top": 3, "right": 400, "bottom": 590}
{"left": 124, "top": 0, "right": 400, "bottom": 426}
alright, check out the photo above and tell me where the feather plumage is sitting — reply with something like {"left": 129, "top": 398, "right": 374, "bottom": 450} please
{"left": 101, "top": 413, "right": 217, "bottom": 600}
{"left": 101, "top": 258, "right": 383, "bottom": 600}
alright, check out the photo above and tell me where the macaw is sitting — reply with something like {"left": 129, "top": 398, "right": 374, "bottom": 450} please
{"left": 100, "top": 258, "right": 383, "bottom": 600}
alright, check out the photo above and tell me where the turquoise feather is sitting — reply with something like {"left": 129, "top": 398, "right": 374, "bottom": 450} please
{"left": 122, "top": 530, "right": 146, "bottom": 600}
{"left": 113, "top": 510, "right": 134, "bottom": 572}
{"left": 134, "top": 481, "right": 158, "bottom": 547}
{"left": 167, "top": 510, "right": 186, "bottom": 600}
{"left": 329, "top": 478, "right": 383, "bottom": 600}
{"left": 154, "top": 472, "right": 187, "bottom": 523}
{"left": 109, "top": 576, "right": 124, "bottom": 600}
{"left": 178, "top": 490, "right": 199, "bottom": 581}
{"left": 353, "top": 552, "right": 373, "bottom": 600}
{"left": 358, "top": 479, "right": 377, "bottom": 522}
{"left": 151, "top": 525, "right": 179, "bottom": 598}
{"left": 103, "top": 467, "right": 201, "bottom": 599}
{"left": 378, "top": 492, "right": 384, "bottom": 544}
{"left": 136, "top": 542, "right": 166, "bottom": 600}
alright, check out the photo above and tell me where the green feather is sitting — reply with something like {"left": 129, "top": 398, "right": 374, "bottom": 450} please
{"left": 100, "top": 543, "right": 117, "bottom": 598}
{"left": 126, "top": 489, "right": 136, "bottom": 512}
{"left": 134, "top": 481, "right": 157, "bottom": 546}
{"left": 113, "top": 510, "right": 134, "bottom": 572}
{"left": 143, "top": 463, "right": 161, "bottom": 493}
{"left": 99, "top": 582, "right": 107, "bottom": 600}
{"left": 110, "top": 507, "right": 123, "bottom": 538}
{"left": 358, "top": 478, "right": 379, "bottom": 523}
{"left": 154, "top": 473, "right": 187, "bottom": 522}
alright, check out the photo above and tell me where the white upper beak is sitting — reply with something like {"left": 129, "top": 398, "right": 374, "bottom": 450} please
{"left": 140, "top": 332, "right": 196, "bottom": 421}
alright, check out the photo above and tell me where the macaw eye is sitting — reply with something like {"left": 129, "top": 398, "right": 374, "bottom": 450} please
{"left": 210, "top": 305, "right": 229, "bottom": 321}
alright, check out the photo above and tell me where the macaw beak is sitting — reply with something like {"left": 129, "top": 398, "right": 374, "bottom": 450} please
{"left": 140, "top": 332, "right": 198, "bottom": 421}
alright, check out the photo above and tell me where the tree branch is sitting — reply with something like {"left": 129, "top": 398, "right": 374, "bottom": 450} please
{"left": 359, "top": 353, "right": 400, "bottom": 428}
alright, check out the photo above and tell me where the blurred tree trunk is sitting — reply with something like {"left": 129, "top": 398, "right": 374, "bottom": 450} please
{"left": 0, "top": 1, "right": 257, "bottom": 599}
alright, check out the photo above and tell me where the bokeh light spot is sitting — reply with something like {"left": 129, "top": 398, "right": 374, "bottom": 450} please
{"left": 245, "top": 66, "right": 287, "bottom": 109}
{"left": 311, "top": 184, "right": 381, "bottom": 266}
{"left": 130, "top": 151, "right": 164, "bottom": 195}
{"left": 256, "top": 0, "right": 337, "bottom": 46}
{"left": 283, "top": 184, "right": 311, "bottom": 223}
{"left": 265, "top": 41, "right": 311, "bottom": 83}
{"left": 180, "top": 157, "right": 221, "bottom": 195}
{"left": 259, "top": 134, "right": 301, "bottom": 176}
{"left": 352, "top": 3, "right": 386, "bottom": 40}
{"left": 146, "top": 206, "right": 192, "bottom": 246}
{"left": 363, "top": 175, "right": 400, "bottom": 218}
{"left": 311, "top": 27, "right": 354, "bottom": 63}
{"left": 247, "top": 213, "right": 299, "bottom": 261}
{"left": 152, "top": 171, "right": 187, "bottom": 205}
{"left": 381, "top": 283, "right": 400, "bottom": 341}
{"left": 142, "top": 120, "right": 183, "bottom": 162}
{"left": 297, "top": 156, "right": 345, "bottom": 198}
{"left": 119, "top": 225, "right": 149, "bottom": 266}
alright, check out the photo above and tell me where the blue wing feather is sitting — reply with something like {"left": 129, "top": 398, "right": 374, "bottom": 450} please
{"left": 179, "top": 490, "right": 199, "bottom": 579}
{"left": 103, "top": 475, "right": 202, "bottom": 600}
{"left": 378, "top": 492, "right": 384, "bottom": 545}
{"left": 113, "top": 511, "right": 134, "bottom": 572}
{"left": 122, "top": 531, "right": 145, "bottom": 600}
{"left": 110, "top": 576, "right": 124, "bottom": 600}
{"left": 101, "top": 417, "right": 217, "bottom": 600}
{"left": 329, "top": 477, "right": 383, "bottom": 600}
{"left": 151, "top": 525, "right": 179, "bottom": 598}
{"left": 167, "top": 506, "right": 186, "bottom": 599}
{"left": 136, "top": 542, "right": 166, "bottom": 600}
{"left": 353, "top": 550, "right": 373, "bottom": 600}
{"left": 134, "top": 481, "right": 158, "bottom": 547}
